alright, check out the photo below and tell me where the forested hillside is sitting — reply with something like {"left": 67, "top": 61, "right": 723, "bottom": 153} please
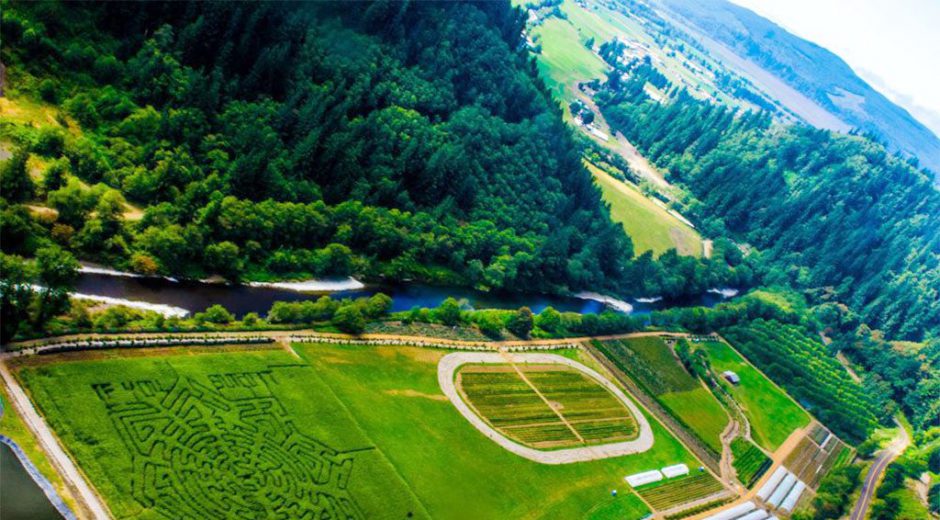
{"left": 595, "top": 61, "right": 939, "bottom": 432}
{"left": 597, "top": 62, "right": 940, "bottom": 343}
{"left": 1, "top": 1, "right": 750, "bottom": 302}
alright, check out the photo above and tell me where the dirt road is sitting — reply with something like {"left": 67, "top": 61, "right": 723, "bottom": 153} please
{"left": 0, "top": 363, "right": 111, "bottom": 519}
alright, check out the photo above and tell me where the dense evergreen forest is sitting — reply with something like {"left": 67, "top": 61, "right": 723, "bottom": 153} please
{"left": 1, "top": 0, "right": 936, "bottom": 438}
{"left": 597, "top": 58, "right": 939, "bottom": 432}
{"left": 0, "top": 1, "right": 750, "bottom": 313}
{"left": 598, "top": 59, "right": 939, "bottom": 343}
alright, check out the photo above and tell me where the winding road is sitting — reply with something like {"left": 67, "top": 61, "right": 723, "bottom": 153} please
{"left": 849, "top": 419, "right": 910, "bottom": 520}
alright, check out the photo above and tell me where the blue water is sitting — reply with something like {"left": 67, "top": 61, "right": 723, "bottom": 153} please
{"left": 74, "top": 273, "right": 729, "bottom": 318}
{"left": 0, "top": 443, "right": 64, "bottom": 520}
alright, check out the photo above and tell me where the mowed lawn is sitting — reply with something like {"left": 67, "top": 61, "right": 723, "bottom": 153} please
{"left": 594, "top": 338, "right": 727, "bottom": 454}
{"left": 701, "top": 341, "right": 811, "bottom": 451}
{"left": 589, "top": 163, "right": 703, "bottom": 257}
{"left": 16, "top": 344, "right": 705, "bottom": 520}
{"left": 301, "top": 344, "right": 697, "bottom": 519}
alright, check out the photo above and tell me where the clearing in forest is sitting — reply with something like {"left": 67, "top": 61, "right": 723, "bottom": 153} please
{"left": 589, "top": 162, "right": 703, "bottom": 257}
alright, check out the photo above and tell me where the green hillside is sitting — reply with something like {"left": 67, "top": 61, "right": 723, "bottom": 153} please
{"left": 589, "top": 162, "right": 702, "bottom": 257}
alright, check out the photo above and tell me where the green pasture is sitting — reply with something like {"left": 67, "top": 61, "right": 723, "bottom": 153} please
{"left": 700, "top": 341, "right": 811, "bottom": 451}
{"left": 16, "top": 344, "right": 709, "bottom": 519}
{"left": 596, "top": 337, "right": 728, "bottom": 453}
{"left": 528, "top": 16, "right": 608, "bottom": 99}
{"left": 590, "top": 163, "right": 703, "bottom": 257}
{"left": 658, "top": 388, "right": 728, "bottom": 454}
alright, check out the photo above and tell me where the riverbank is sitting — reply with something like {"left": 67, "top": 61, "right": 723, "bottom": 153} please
{"left": 71, "top": 269, "right": 736, "bottom": 320}
{"left": 0, "top": 378, "right": 79, "bottom": 519}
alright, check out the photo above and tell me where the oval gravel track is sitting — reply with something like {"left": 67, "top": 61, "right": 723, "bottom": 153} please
{"left": 438, "top": 352, "right": 654, "bottom": 464}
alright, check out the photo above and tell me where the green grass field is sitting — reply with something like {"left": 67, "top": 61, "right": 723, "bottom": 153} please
{"left": 458, "top": 365, "right": 638, "bottom": 449}
{"left": 17, "top": 344, "right": 708, "bottom": 519}
{"left": 589, "top": 163, "right": 702, "bottom": 256}
{"left": 595, "top": 338, "right": 728, "bottom": 454}
{"left": 699, "top": 341, "right": 810, "bottom": 451}
{"left": 524, "top": 15, "right": 608, "bottom": 100}
{"left": 729, "top": 438, "right": 771, "bottom": 488}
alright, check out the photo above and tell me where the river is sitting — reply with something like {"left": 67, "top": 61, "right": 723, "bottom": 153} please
{"left": 73, "top": 271, "right": 734, "bottom": 318}
{"left": 0, "top": 442, "right": 65, "bottom": 520}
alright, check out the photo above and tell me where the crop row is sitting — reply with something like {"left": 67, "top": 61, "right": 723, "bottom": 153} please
{"left": 730, "top": 438, "right": 771, "bottom": 488}
{"left": 572, "top": 419, "right": 636, "bottom": 441}
{"left": 722, "top": 321, "right": 878, "bottom": 443}
{"left": 635, "top": 472, "right": 725, "bottom": 510}
{"left": 593, "top": 338, "right": 697, "bottom": 396}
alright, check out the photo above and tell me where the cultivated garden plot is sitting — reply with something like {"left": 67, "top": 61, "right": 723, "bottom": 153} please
{"left": 439, "top": 352, "right": 655, "bottom": 463}
{"left": 13, "top": 344, "right": 707, "bottom": 520}
{"left": 783, "top": 424, "right": 852, "bottom": 488}
{"left": 633, "top": 472, "right": 726, "bottom": 511}
{"left": 593, "top": 337, "right": 729, "bottom": 454}
{"left": 729, "top": 438, "right": 771, "bottom": 488}
{"left": 457, "top": 364, "right": 638, "bottom": 449}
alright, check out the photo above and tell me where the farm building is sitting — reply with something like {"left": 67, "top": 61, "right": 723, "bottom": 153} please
{"left": 722, "top": 371, "right": 740, "bottom": 385}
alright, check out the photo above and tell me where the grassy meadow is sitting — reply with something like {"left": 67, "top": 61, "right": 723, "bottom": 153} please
{"left": 594, "top": 337, "right": 728, "bottom": 454}
{"left": 589, "top": 163, "right": 703, "bottom": 256}
{"left": 15, "top": 343, "right": 710, "bottom": 519}
{"left": 700, "top": 341, "right": 811, "bottom": 451}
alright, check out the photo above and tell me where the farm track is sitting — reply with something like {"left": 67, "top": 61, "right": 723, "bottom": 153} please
{"left": 720, "top": 420, "right": 739, "bottom": 487}
{"left": 583, "top": 341, "right": 723, "bottom": 476}
{"left": 4, "top": 329, "right": 686, "bottom": 355}
{"left": 0, "top": 363, "right": 111, "bottom": 519}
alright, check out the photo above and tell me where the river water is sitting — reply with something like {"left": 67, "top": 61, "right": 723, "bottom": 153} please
{"left": 0, "top": 443, "right": 64, "bottom": 520}
{"left": 74, "top": 272, "right": 732, "bottom": 318}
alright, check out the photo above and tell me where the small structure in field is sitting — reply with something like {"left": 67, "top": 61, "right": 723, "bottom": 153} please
{"left": 722, "top": 370, "right": 740, "bottom": 385}
{"left": 625, "top": 469, "right": 663, "bottom": 487}
{"left": 661, "top": 463, "right": 690, "bottom": 478}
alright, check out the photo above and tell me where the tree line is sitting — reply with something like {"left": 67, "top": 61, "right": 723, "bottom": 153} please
{"left": 1, "top": 1, "right": 751, "bottom": 335}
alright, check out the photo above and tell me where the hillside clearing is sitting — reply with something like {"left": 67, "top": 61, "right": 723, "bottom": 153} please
{"left": 589, "top": 162, "right": 702, "bottom": 256}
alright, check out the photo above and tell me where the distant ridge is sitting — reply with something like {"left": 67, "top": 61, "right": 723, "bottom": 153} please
{"left": 653, "top": 0, "right": 940, "bottom": 181}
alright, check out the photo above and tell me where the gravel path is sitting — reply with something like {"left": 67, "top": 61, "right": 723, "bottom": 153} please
{"left": 0, "top": 397, "right": 77, "bottom": 520}
{"left": 437, "top": 352, "right": 653, "bottom": 464}
{"left": 0, "top": 363, "right": 111, "bottom": 519}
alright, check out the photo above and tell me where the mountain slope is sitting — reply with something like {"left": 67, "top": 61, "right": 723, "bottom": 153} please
{"left": 654, "top": 0, "right": 940, "bottom": 179}
{"left": 0, "top": 1, "right": 749, "bottom": 299}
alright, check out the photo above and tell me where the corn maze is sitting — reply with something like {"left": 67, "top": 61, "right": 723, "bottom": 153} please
{"left": 457, "top": 365, "right": 638, "bottom": 449}
{"left": 91, "top": 370, "right": 363, "bottom": 519}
